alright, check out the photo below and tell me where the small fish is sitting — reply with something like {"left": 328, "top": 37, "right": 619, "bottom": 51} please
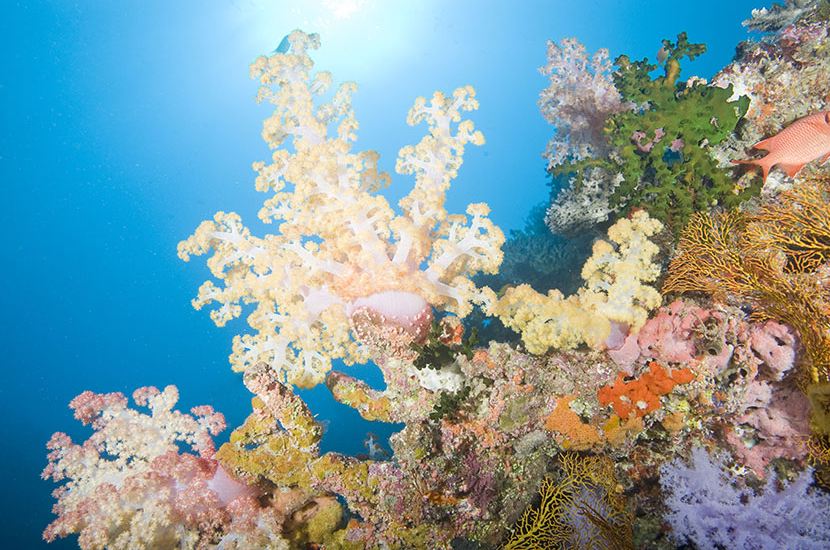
{"left": 732, "top": 111, "right": 830, "bottom": 182}
{"left": 273, "top": 34, "right": 291, "bottom": 54}
{"left": 364, "top": 432, "right": 389, "bottom": 460}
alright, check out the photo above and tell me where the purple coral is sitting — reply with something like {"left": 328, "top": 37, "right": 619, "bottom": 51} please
{"left": 459, "top": 452, "right": 498, "bottom": 513}
{"left": 631, "top": 128, "right": 665, "bottom": 153}
{"left": 538, "top": 38, "right": 628, "bottom": 169}
{"left": 660, "top": 447, "right": 830, "bottom": 549}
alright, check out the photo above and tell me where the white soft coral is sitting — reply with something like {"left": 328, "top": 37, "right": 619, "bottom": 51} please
{"left": 179, "top": 31, "right": 504, "bottom": 386}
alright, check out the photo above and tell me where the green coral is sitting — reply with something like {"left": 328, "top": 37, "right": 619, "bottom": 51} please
{"left": 430, "top": 385, "right": 473, "bottom": 422}
{"left": 557, "top": 33, "right": 758, "bottom": 234}
{"left": 411, "top": 318, "right": 479, "bottom": 371}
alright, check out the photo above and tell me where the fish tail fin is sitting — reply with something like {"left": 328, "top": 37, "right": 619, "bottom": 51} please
{"left": 731, "top": 157, "right": 772, "bottom": 182}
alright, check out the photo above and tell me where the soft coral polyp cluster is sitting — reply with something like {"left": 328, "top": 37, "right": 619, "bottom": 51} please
{"left": 41, "top": 386, "right": 294, "bottom": 549}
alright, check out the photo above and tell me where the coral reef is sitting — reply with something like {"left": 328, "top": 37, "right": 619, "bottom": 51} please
{"left": 178, "top": 30, "right": 504, "bottom": 387}
{"left": 475, "top": 202, "right": 591, "bottom": 296}
{"left": 503, "top": 454, "right": 633, "bottom": 550}
{"left": 538, "top": 38, "right": 627, "bottom": 171}
{"left": 598, "top": 362, "right": 695, "bottom": 419}
{"left": 714, "top": 3, "right": 830, "bottom": 193}
{"left": 743, "top": 0, "right": 822, "bottom": 33}
{"left": 545, "top": 33, "right": 759, "bottom": 235}
{"left": 598, "top": 33, "right": 755, "bottom": 232}
{"left": 663, "top": 174, "right": 830, "bottom": 384}
{"left": 545, "top": 167, "right": 624, "bottom": 235}
{"left": 537, "top": 36, "right": 629, "bottom": 235}
{"left": 41, "top": 386, "right": 328, "bottom": 549}
{"left": 42, "top": 10, "right": 830, "bottom": 550}
{"left": 470, "top": 202, "right": 593, "bottom": 343}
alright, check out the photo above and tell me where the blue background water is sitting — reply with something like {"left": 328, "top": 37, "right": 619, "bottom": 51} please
{"left": 3, "top": 1, "right": 766, "bottom": 547}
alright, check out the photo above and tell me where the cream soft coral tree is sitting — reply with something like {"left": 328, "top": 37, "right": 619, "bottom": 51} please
{"left": 178, "top": 31, "right": 504, "bottom": 388}
{"left": 489, "top": 210, "right": 663, "bottom": 354}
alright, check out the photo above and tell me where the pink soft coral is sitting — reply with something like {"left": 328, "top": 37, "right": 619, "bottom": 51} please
{"left": 41, "top": 386, "right": 288, "bottom": 549}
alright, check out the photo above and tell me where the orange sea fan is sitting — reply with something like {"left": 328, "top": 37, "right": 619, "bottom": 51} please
{"left": 745, "top": 174, "right": 830, "bottom": 273}
{"left": 662, "top": 178, "right": 830, "bottom": 383}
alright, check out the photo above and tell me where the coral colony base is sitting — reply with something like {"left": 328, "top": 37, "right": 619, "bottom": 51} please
{"left": 43, "top": 2, "right": 830, "bottom": 549}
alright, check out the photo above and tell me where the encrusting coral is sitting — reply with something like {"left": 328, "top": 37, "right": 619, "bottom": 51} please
{"left": 597, "top": 362, "right": 694, "bottom": 419}
{"left": 178, "top": 30, "right": 504, "bottom": 388}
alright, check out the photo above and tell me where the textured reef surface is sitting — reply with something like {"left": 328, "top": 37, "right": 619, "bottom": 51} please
{"left": 43, "top": 2, "right": 830, "bottom": 548}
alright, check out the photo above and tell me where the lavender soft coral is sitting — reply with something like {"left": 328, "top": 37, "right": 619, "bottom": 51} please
{"left": 538, "top": 38, "right": 627, "bottom": 170}
{"left": 538, "top": 38, "right": 629, "bottom": 234}
{"left": 660, "top": 447, "right": 830, "bottom": 549}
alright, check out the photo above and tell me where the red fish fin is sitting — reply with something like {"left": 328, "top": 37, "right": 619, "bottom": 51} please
{"left": 780, "top": 162, "right": 806, "bottom": 178}
{"left": 753, "top": 136, "right": 776, "bottom": 151}
{"left": 820, "top": 152, "right": 830, "bottom": 165}
{"left": 732, "top": 157, "right": 772, "bottom": 182}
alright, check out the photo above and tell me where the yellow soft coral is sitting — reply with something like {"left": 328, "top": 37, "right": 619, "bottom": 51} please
{"left": 490, "top": 211, "right": 663, "bottom": 353}
{"left": 178, "top": 31, "right": 504, "bottom": 387}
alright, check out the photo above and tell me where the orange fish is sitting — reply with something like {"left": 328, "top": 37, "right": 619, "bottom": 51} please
{"left": 732, "top": 111, "right": 830, "bottom": 181}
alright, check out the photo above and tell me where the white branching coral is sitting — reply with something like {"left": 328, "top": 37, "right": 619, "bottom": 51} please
{"left": 489, "top": 211, "right": 663, "bottom": 354}
{"left": 538, "top": 38, "right": 626, "bottom": 170}
{"left": 545, "top": 166, "right": 623, "bottom": 234}
{"left": 742, "top": 0, "right": 818, "bottom": 32}
{"left": 178, "top": 31, "right": 504, "bottom": 388}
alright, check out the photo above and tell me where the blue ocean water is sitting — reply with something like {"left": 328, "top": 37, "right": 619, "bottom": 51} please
{"left": 2, "top": 1, "right": 766, "bottom": 547}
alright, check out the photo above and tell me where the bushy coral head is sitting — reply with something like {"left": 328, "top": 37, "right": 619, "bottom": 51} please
{"left": 661, "top": 447, "right": 830, "bottom": 549}
{"left": 41, "top": 386, "right": 297, "bottom": 549}
{"left": 538, "top": 37, "right": 627, "bottom": 170}
{"left": 178, "top": 30, "right": 504, "bottom": 387}
{"left": 552, "top": 33, "right": 757, "bottom": 234}
{"left": 492, "top": 210, "right": 663, "bottom": 354}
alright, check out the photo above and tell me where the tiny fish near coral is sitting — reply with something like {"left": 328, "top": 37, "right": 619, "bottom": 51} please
{"left": 733, "top": 111, "right": 830, "bottom": 181}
